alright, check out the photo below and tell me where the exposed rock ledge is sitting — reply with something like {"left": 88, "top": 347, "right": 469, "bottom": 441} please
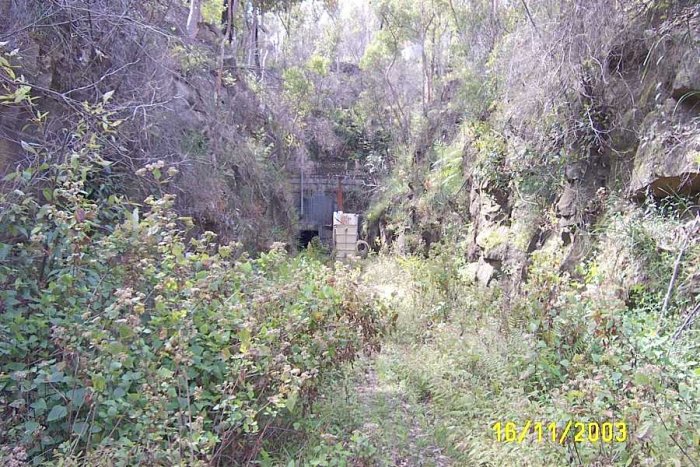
{"left": 630, "top": 99, "right": 700, "bottom": 199}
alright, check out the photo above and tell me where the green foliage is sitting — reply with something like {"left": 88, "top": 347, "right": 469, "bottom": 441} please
{"left": 171, "top": 44, "right": 214, "bottom": 75}
{"left": 331, "top": 108, "right": 390, "bottom": 169}
{"left": 448, "top": 66, "right": 496, "bottom": 117}
{"left": 293, "top": 428, "right": 378, "bottom": 466}
{"left": 0, "top": 78, "right": 392, "bottom": 466}
{"left": 427, "top": 139, "right": 464, "bottom": 198}
{"left": 335, "top": 229, "right": 700, "bottom": 465}
{"left": 359, "top": 30, "right": 396, "bottom": 70}
{"left": 306, "top": 54, "right": 330, "bottom": 77}
{"left": 0, "top": 45, "right": 46, "bottom": 122}
{"left": 469, "top": 122, "right": 508, "bottom": 189}
{"left": 200, "top": 0, "right": 224, "bottom": 24}
{"left": 0, "top": 163, "right": 391, "bottom": 464}
{"left": 282, "top": 66, "right": 313, "bottom": 116}
{"left": 305, "top": 236, "right": 330, "bottom": 262}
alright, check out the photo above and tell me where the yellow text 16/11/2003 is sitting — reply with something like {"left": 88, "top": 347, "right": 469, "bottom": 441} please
{"left": 492, "top": 420, "right": 628, "bottom": 444}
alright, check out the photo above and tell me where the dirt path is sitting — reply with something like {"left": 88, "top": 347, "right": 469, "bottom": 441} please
{"left": 296, "top": 261, "right": 455, "bottom": 465}
{"left": 354, "top": 362, "right": 451, "bottom": 466}
{"left": 342, "top": 274, "right": 453, "bottom": 466}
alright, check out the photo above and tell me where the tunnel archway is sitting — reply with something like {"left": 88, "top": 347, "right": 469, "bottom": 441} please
{"left": 298, "top": 229, "right": 319, "bottom": 249}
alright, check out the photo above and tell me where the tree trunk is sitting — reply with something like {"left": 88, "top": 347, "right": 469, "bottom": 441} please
{"left": 186, "top": 0, "right": 202, "bottom": 39}
{"left": 253, "top": 4, "right": 260, "bottom": 72}
{"left": 0, "top": 0, "right": 10, "bottom": 20}
{"left": 245, "top": 5, "right": 252, "bottom": 66}
{"left": 227, "top": 0, "right": 238, "bottom": 44}
{"left": 216, "top": 0, "right": 239, "bottom": 100}
{"left": 421, "top": 41, "right": 428, "bottom": 115}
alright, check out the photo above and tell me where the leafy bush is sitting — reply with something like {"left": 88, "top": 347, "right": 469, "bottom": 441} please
{"left": 0, "top": 163, "right": 390, "bottom": 464}
{"left": 469, "top": 122, "right": 509, "bottom": 190}
{"left": 282, "top": 66, "right": 314, "bottom": 116}
{"left": 306, "top": 55, "right": 330, "bottom": 77}
{"left": 0, "top": 79, "right": 391, "bottom": 465}
{"left": 171, "top": 44, "right": 214, "bottom": 75}
{"left": 201, "top": 0, "right": 225, "bottom": 24}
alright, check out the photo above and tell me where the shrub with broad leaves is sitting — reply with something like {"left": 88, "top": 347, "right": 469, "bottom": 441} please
{"left": 0, "top": 49, "right": 391, "bottom": 466}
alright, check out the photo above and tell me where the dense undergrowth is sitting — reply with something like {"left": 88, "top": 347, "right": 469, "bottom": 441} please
{"left": 0, "top": 161, "right": 390, "bottom": 465}
{"left": 287, "top": 220, "right": 699, "bottom": 466}
{"left": 1, "top": 1, "right": 699, "bottom": 466}
{"left": 387, "top": 240, "right": 698, "bottom": 465}
{"left": 0, "top": 79, "right": 392, "bottom": 466}
{"left": 349, "top": 3, "right": 700, "bottom": 463}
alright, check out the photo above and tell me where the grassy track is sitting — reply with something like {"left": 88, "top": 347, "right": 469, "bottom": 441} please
{"left": 277, "top": 257, "right": 566, "bottom": 466}
{"left": 272, "top": 252, "right": 700, "bottom": 466}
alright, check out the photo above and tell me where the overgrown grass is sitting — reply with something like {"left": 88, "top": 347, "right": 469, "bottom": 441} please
{"left": 285, "top": 212, "right": 699, "bottom": 465}
{"left": 362, "top": 257, "right": 570, "bottom": 466}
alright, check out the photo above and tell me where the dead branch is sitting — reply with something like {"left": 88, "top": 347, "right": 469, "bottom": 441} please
{"left": 662, "top": 216, "right": 699, "bottom": 315}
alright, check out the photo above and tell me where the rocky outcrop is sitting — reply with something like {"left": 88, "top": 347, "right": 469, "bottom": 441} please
{"left": 628, "top": 7, "right": 700, "bottom": 200}
{"left": 669, "top": 9, "right": 699, "bottom": 106}
{"left": 630, "top": 99, "right": 700, "bottom": 198}
{"left": 671, "top": 50, "right": 700, "bottom": 102}
{"left": 463, "top": 259, "right": 496, "bottom": 287}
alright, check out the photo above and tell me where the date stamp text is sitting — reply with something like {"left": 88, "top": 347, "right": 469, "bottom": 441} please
{"left": 492, "top": 420, "right": 628, "bottom": 444}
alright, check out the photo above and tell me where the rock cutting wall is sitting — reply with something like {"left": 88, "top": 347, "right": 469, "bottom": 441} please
{"left": 430, "top": 5, "right": 700, "bottom": 289}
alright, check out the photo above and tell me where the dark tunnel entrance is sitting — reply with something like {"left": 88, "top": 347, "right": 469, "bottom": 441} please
{"left": 298, "top": 229, "right": 319, "bottom": 249}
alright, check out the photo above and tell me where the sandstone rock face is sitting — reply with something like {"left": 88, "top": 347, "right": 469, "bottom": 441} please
{"left": 476, "top": 225, "right": 510, "bottom": 261}
{"left": 463, "top": 262, "right": 479, "bottom": 283}
{"left": 630, "top": 99, "right": 700, "bottom": 198}
{"left": 627, "top": 7, "right": 700, "bottom": 199}
{"left": 466, "top": 179, "right": 514, "bottom": 287}
{"left": 456, "top": 8, "right": 700, "bottom": 298}
{"left": 556, "top": 186, "right": 578, "bottom": 219}
{"left": 476, "top": 260, "right": 495, "bottom": 287}
{"left": 672, "top": 50, "right": 700, "bottom": 102}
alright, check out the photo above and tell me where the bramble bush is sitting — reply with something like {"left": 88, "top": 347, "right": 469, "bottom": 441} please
{"left": 0, "top": 51, "right": 391, "bottom": 466}
{"left": 0, "top": 148, "right": 390, "bottom": 467}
